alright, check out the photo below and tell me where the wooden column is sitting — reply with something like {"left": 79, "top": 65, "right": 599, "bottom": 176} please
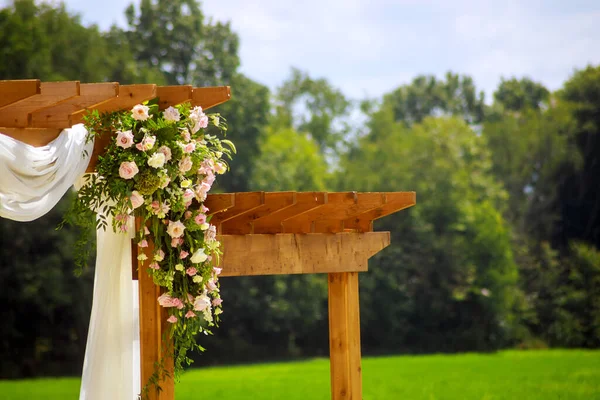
{"left": 138, "top": 240, "right": 175, "bottom": 400}
{"left": 328, "top": 271, "right": 362, "bottom": 400}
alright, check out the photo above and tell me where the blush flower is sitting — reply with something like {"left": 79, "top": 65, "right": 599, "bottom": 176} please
{"left": 167, "top": 315, "right": 178, "bottom": 324}
{"left": 157, "top": 146, "right": 172, "bottom": 161}
{"left": 141, "top": 135, "right": 156, "bottom": 151}
{"left": 179, "top": 156, "right": 193, "bottom": 173}
{"left": 190, "top": 248, "right": 208, "bottom": 263}
{"left": 194, "top": 213, "right": 206, "bottom": 225}
{"left": 130, "top": 191, "right": 144, "bottom": 209}
{"left": 186, "top": 267, "right": 197, "bottom": 276}
{"left": 119, "top": 161, "right": 139, "bottom": 179}
{"left": 116, "top": 130, "right": 134, "bottom": 148}
{"left": 185, "top": 310, "right": 196, "bottom": 319}
{"left": 193, "top": 295, "right": 211, "bottom": 312}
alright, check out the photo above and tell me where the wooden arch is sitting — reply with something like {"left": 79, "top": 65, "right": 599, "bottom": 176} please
{"left": 0, "top": 80, "right": 416, "bottom": 400}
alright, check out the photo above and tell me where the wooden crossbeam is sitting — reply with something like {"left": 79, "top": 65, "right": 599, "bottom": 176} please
{"left": 0, "top": 79, "right": 40, "bottom": 108}
{"left": 30, "top": 83, "right": 119, "bottom": 128}
{"left": 216, "top": 232, "right": 390, "bottom": 277}
{"left": 0, "top": 81, "right": 80, "bottom": 127}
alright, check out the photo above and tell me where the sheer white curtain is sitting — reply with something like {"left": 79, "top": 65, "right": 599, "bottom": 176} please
{"left": 0, "top": 126, "right": 140, "bottom": 400}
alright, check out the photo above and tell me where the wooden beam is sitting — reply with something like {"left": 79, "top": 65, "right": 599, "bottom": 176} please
{"left": 0, "top": 81, "right": 80, "bottom": 127}
{"left": 137, "top": 239, "right": 174, "bottom": 400}
{"left": 252, "top": 192, "right": 327, "bottom": 234}
{"left": 328, "top": 272, "right": 362, "bottom": 400}
{"left": 191, "top": 86, "right": 231, "bottom": 110}
{"left": 156, "top": 85, "right": 193, "bottom": 110}
{"left": 0, "top": 128, "right": 62, "bottom": 147}
{"left": 344, "top": 192, "right": 416, "bottom": 232}
{"left": 30, "top": 83, "right": 119, "bottom": 128}
{"left": 0, "top": 79, "right": 40, "bottom": 108}
{"left": 217, "top": 232, "right": 390, "bottom": 277}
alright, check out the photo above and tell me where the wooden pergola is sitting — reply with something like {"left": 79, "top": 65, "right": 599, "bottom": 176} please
{"left": 0, "top": 80, "right": 416, "bottom": 400}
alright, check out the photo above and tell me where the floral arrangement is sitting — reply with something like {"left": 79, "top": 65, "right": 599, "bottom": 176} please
{"left": 67, "top": 99, "right": 235, "bottom": 395}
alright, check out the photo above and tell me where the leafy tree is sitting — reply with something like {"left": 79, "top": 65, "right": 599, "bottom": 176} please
{"left": 493, "top": 77, "right": 550, "bottom": 112}
{"left": 339, "top": 109, "right": 520, "bottom": 352}
{"left": 274, "top": 68, "right": 352, "bottom": 155}
{"left": 381, "top": 72, "right": 485, "bottom": 127}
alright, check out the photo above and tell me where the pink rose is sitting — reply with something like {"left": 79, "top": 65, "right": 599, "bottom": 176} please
{"left": 116, "top": 130, "right": 134, "bottom": 148}
{"left": 179, "top": 156, "right": 193, "bottom": 173}
{"left": 180, "top": 250, "right": 189, "bottom": 259}
{"left": 172, "top": 298, "right": 184, "bottom": 310}
{"left": 185, "top": 310, "right": 196, "bottom": 319}
{"left": 184, "top": 211, "right": 192, "bottom": 220}
{"left": 119, "top": 161, "right": 139, "bottom": 179}
{"left": 183, "top": 142, "right": 196, "bottom": 153}
{"left": 130, "top": 190, "right": 144, "bottom": 209}
{"left": 158, "top": 293, "right": 174, "bottom": 307}
{"left": 212, "top": 297, "right": 223, "bottom": 307}
{"left": 186, "top": 267, "right": 197, "bottom": 276}
{"left": 181, "top": 130, "right": 191, "bottom": 142}
{"left": 132, "top": 104, "right": 150, "bottom": 121}
{"left": 198, "top": 159, "right": 214, "bottom": 175}
{"left": 194, "top": 213, "right": 207, "bottom": 225}
{"left": 167, "top": 315, "right": 178, "bottom": 324}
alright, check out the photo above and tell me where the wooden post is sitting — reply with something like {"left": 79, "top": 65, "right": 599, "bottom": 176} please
{"left": 137, "top": 239, "right": 175, "bottom": 400}
{"left": 328, "top": 271, "right": 362, "bottom": 400}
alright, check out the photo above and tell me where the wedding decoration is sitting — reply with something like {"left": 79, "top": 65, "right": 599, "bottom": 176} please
{"left": 66, "top": 100, "right": 235, "bottom": 395}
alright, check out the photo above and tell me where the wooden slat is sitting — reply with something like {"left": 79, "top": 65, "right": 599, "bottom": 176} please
{"left": 314, "top": 192, "right": 387, "bottom": 233}
{"left": 0, "top": 81, "right": 80, "bottom": 127}
{"left": 204, "top": 193, "right": 235, "bottom": 215}
{"left": 217, "top": 232, "right": 390, "bottom": 277}
{"left": 138, "top": 235, "right": 174, "bottom": 400}
{"left": 282, "top": 192, "right": 357, "bottom": 233}
{"left": 0, "top": 128, "right": 62, "bottom": 147}
{"left": 344, "top": 192, "right": 416, "bottom": 232}
{"left": 220, "top": 191, "right": 296, "bottom": 234}
{"left": 0, "top": 80, "right": 40, "bottom": 108}
{"left": 71, "top": 84, "right": 157, "bottom": 125}
{"left": 191, "top": 86, "right": 231, "bottom": 110}
{"left": 252, "top": 192, "right": 327, "bottom": 234}
{"left": 156, "top": 85, "right": 192, "bottom": 110}
{"left": 30, "top": 82, "right": 119, "bottom": 128}
{"left": 328, "top": 272, "right": 363, "bottom": 400}
{"left": 209, "top": 192, "right": 265, "bottom": 231}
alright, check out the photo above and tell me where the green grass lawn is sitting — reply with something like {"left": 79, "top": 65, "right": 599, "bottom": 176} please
{"left": 1, "top": 350, "right": 599, "bottom": 399}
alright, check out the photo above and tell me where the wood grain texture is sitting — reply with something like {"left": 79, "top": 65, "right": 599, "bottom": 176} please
{"left": 0, "top": 81, "right": 80, "bottom": 127}
{"left": 328, "top": 272, "right": 362, "bottom": 400}
{"left": 0, "top": 79, "right": 40, "bottom": 108}
{"left": 137, "top": 238, "right": 174, "bottom": 400}
{"left": 217, "top": 232, "right": 390, "bottom": 277}
{"left": 30, "top": 82, "right": 119, "bottom": 128}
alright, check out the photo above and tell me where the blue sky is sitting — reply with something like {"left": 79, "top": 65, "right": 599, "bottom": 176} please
{"left": 15, "top": 0, "right": 600, "bottom": 101}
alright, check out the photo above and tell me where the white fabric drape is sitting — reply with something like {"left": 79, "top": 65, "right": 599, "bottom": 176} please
{"left": 0, "top": 124, "right": 92, "bottom": 221}
{"left": 0, "top": 127, "right": 140, "bottom": 400}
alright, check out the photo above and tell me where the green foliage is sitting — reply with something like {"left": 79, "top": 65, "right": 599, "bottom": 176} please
{"left": 339, "top": 114, "right": 518, "bottom": 351}
{"left": 251, "top": 127, "right": 328, "bottom": 191}
{"left": 380, "top": 71, "right": 485, "bottom": 126}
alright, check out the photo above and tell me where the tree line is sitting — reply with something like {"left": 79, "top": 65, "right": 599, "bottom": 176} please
{"left": 1, "top": 0, "right": 599, "bottom": 378}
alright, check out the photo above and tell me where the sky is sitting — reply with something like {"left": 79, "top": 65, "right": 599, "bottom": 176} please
{"left": 18, "top": 0, "right": 600, "bottom": 101}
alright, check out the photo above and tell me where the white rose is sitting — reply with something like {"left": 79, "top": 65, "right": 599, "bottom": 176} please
{"left": 190, "top": 248, "right": 208, "bottom": 263}
{"left": 166, "top": 220, "right": 186, "bottom": 238}
{"left": 148, "top": 152, "right": 166, "bottom": 169}
{"left": 132, "top": 104, "right": 150, "bottom": 121}
{"left": 163, "top": 106, "right": 180, "bottom": 122}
